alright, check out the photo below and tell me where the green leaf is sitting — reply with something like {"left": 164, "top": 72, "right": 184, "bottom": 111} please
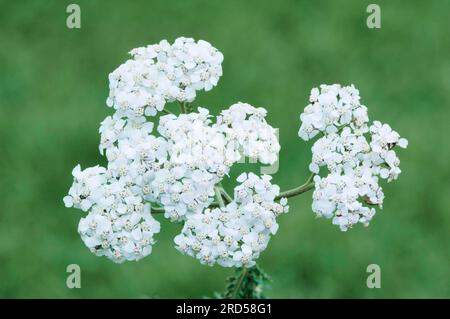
{"left": 219, "top": 264, "right": 271, "bottom": 299}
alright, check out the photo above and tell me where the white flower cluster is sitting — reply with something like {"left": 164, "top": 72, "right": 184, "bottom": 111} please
{"left": 63, "top": 165, "right": 161, "bottom": 262}
{"left": 67, "top": 39, "right": 409, "bottom": 268}
{"left": 299, "top": 84, "right": 408, "bottom": 231}
{"left": 174, "top": 173, "right": 288, "bottom": 267}
{"left": 216, "top": 103, "right": 280, "bottom": 164}
{"left": 107, "top": 37, "right": 223, "bottom": 118}
{"left": 299, "top": 84, "right": 369, "bottom": 141}
{"left": 154, "top": 107, "right": 238, "bottom": 221}
{"left": 65, "top": 38, "right": 284, "bottom": 265}
{"left": 153, "top": 103, "right": 280, "bottom": 222}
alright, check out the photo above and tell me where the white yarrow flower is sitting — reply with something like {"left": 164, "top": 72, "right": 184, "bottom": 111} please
{"left": 299, "top": 84, "right": 408, "bottom": 231}
{"left": 174, "top": 173, "right": 288, "bottom": 267}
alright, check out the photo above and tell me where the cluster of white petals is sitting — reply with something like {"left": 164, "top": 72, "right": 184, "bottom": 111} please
{"left": 298, "top": 84, "right": 369, "bottom": 141}
{"left": 155, "top": 108, "right": 235, "bottom": 221}
{"left": 174, "top": 173, "right": 288, "bottom": 267}
{"left": 65, "top": 39, "right": 408, "bottom": 268}
{"left": 65, "top": 38, "right": 285, "bottom": 266}
{"left": 216, "top": 102, "right": 280, "bottom": 164}
{"left": 299, "top": 84, "right": 408, "bottom": 231}
{"left": 64, "top": 165, "right": 161, "bottom": 262}
{"left": 107, "top": 37, "right": 223, "bottom": 119}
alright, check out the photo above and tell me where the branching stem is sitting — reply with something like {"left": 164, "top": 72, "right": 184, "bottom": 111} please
{"left": 219, "top": 187, "right": 233, "bottom": 204}
{"left": 162, "top": 108, "right": 174, "bottom": 115}
{"left": 152, "top": 174, "right": 315, "bottom": 214}
{"left": 275, "top": 173, "right": 315, "bottom": 200}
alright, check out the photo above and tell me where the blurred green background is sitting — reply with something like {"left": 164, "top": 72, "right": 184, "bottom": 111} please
{"left": 0, "top": 0, "right": 449, "bottom": 298}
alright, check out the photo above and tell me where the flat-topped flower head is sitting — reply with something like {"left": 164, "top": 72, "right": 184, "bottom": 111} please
{"left": 65, "top": 165, "right": 161, "bottom": 263}
{"left": 107, "top": 37, "right": 223, "bottom": 119}
{"left": 174, "top": 173, "right": 288, "bottom": 267}
{"left": 152, "top": 105, "right": 280, "bottom": 221}
{"left": 65, "top": 38, "right": 285, "bottom": 263}
{"left": 300, "top": 84, "right": 408, "bottom": 231}
{"left": 65, "top": 39, "right": 408, "bottom": 271}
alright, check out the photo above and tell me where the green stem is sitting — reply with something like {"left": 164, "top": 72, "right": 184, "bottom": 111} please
{"left": 151, "top": 201, "right": 222, "bottom": 214}
{"left": 231, "top": 267, "right": 248, "bottom": 299}
{"left": 220, "top": 188, "right": 233, "bottom": 204}
{"left": 179, "top": 101, "right": 187, "bottom": 114}
{"left": 214, "top": 187, "right": 225, "bottom": 208}
{"left": 209, "top": 201, "right": 220, "bottom": 208}
{"left": 150, "top": 206, "right": 165, "bottom": 214}
{"left": 276, "top": 173, "right": 315, "bottom": 200}
{"left": 162, "top": 108, "right": 174, "bottom": 115}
